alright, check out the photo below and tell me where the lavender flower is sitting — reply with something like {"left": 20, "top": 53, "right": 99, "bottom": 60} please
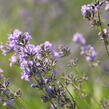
{"left": 0, "top": 44, "right": 8, "bottom": 55}
{"left": 81, "top": 45, "right": 97, "bottom": 61}
{"left": 9, "top": 55, "right": 17, "bottom": 67}
{"left": 73, "top": 32, "right": 97, "bottom": 62}
{"left": 81, "top": 4, "right": 94, "bottom": 20}
{"left": 0, "top": 29, "right": 32, "bottom": 57}
{"left": 0, "top": 69, "right": 21, "bottom": 108}
{"left": 52, "top": 71, "right": 58, "bottom": 75}
{"left": 8, "top": 29, "right": 22, "bottom": 40}
{"left": 81, "top": 4, "right": 93, "bottom": 15}
{"left": 1, "top": 29, "right": 77, "bottom": 109}
{"left": 105, "top": 3, "right": 109, "bottom": 10}
{"left": 44, "top": 41, "right": 52, "bottom": 48}
{"left": 24, "top": 44, "right": 38, "bottom": 56}
{"left": 81, "top": 1, "right": 102, "bottom": 21}
{"left": 72, "top": 33, "right": 86, "bottom": 45}
{"left": 43, "top": 84, "right": 76, "bottom": 108}
{"left": 0, "top": 68, "right": 3, "bottom": 73}
{"left": 53, "top": 51, "right": 60, "bottom": 58}
{"left": 4, "top": 30, "right": 59, "bottom": 83}
{"left": 21, "top": 72, "right": 30, "bottom": 81}
{"left": 1, "top": 0, "right": 109, "bottom": 108}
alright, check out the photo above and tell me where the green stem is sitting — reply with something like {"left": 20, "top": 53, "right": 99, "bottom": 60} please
{"left": 60, "top": 82, "right": 80, "bottom": 109}
{"left": 18, "top": 97, "right": 28, "bottom": 109}
{"left": 97, "top": 9, "right": 109, "bottom": 57}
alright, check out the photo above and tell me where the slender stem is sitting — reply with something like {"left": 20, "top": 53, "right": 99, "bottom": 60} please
{"left": 60, "top": 82, "right": 80, "bottom": 109}
{"left": 94, "top": 0, "right": 109, "bottom": 56}
{"left": 18, "top": 97, "right": 28, "bottom": 109}
{"left": 97, "top": 9, "right": 109, "bottom": 57}
{"left": 73, "top": 66, "right": 100, "bottom": 107}
{"left": 104, "top": 38, "right": 109, "bottom": 57}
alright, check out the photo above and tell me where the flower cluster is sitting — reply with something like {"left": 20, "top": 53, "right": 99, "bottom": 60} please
{"left": 0, "top": 29, "right": 76, "bottom": 109}
{"left": 73, "top": 33, "right": 97, "bottom": 62}
{"left": 0, "top": 29, "right": 59, "bottom": 82}
{"left": 0, "top": 29, "right": 32, "bottom": 55}
{"left": 81, "top": 0, "right": 109, "bottom": 56}
{"left": 43, "top": 83, "right": 76, "bottom": 109}
{"left": 81, "top": 0, "right": 106, "bottom": 21}
{"left": 81, "top": 4, "right": 95, "bottom": 20}
{"left": 0, "top": 68, "right": 21, "bottom": 109}
{"left": 80, "top": 45, "right": 97, "bottom": 61}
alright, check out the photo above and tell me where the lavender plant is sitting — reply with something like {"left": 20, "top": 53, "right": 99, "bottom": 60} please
{"left": 72, "top": 32, "right": 98, "bottom": 66}
{"left": 81, "top": 0, "right": 109, "bottom": 56}
{"left": 0, "top": 68, "right": 21, "bottom": 109}
{"left": 0, "top": 29, "right": 78, "bottom": 109}
{"left": 0, "top": 0, "right": 109, "bottom": 109}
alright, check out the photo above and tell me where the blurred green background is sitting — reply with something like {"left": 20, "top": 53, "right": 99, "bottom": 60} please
{"left": 0, "top": 0, "right": 109, "bottom": 109}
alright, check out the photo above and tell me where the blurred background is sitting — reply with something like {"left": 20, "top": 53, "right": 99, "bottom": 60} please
{"left": 0, "top": 0, "right": 109, "bottom": 109}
